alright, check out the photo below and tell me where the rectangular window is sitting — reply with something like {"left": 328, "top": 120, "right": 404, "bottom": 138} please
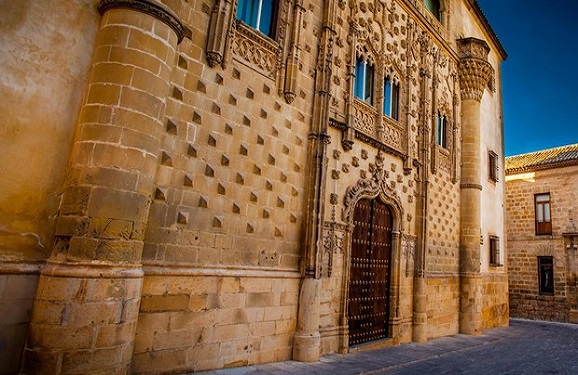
{"left": 383, "top": 77, "right": 400, "bottom": 120}
{"left": 436, "top": 113, "right": 447, "bottom": 148}
{"left": 535, "top": 193, "right": 552, "bottom": 235}
{"left": 237, "top": 0, "right": 276, "bottom": 37}
{"left": 354, "top": 58, "right": 374, "bottom": 105}
{"left": 489, "top": 151, "right": 499, "bottom": 182}
{"left": 489, "top": 235, "right": 500, "bottom": 266}
{"left": 538, "top": 256, "right": 554, "bottom": 295}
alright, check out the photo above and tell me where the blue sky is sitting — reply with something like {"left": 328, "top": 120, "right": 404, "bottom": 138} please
{"left": 477, "top": 0, "right": 578, "bottom": 156}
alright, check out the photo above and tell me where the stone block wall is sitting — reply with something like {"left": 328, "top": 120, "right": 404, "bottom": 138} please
{"left": 133, "top": 274, "right": 299, "bottom": 373}
{"left": 426, "top": 276, "right": 459, "bottom": 338}
{"left": 0, "top": 0, "right": 508, "bottom": 373}
{"left": 506, "top": 165, "right": 578, "bottom": 322}
{"left": 0, "top": 274, "right": 38, "bottom": 374}
{"left": 482, "top": 273, "right": 509, "bottom": 329}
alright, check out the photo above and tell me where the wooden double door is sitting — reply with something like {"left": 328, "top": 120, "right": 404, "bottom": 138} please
{"left": 348, "top": 198, "right": 393, "bottom": 346}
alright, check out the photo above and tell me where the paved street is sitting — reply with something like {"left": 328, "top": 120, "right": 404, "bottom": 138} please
{"left": 196, "top": 319, "right": 578, "bottom": 375}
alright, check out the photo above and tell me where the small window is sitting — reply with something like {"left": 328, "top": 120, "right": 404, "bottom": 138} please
{"left": 354, "top": 57, "right": 374, "bottom": 105}
{"left": 535, "top": 193, "right": 552, "bottom": 235}
{"left": 383, "top": 76, "right": 400, "bottom": 120}
{"left": 538, "top": 256, "right": 554, "bottom": 295}
{"left": 489, "top": 151, "right": 499, "bottom": 182}
{"left": 424, "top": 0, "right": 441, "bottom": 21}
{"left": 436, "top": 112, "right": 447, "bottom": 148}
{"left": 489, "top": 235, "right": 500, "bottom": 266}
{"left": 237, "top": 0, "right": 277, "bottom": 37}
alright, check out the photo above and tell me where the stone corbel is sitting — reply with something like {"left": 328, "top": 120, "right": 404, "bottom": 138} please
{"left": 457, "top": 38, "right": 494, "bottom": 102}
{"left": 206, "top": 0, "right": 235, "bottom": 68}
{"left": 284, "top": 0, "right": 305, "bottom": 103}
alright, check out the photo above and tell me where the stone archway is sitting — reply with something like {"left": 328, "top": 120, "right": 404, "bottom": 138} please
{"left": 348, "top": 197, "right": 394, "bottom": 345}
{"left": 341, "top": 151, "right": 404, "bottom": 348}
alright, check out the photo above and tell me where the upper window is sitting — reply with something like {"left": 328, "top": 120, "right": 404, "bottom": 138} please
{"left": 535, "top": 193, "right": 552, "bottom": 235}
{"left": 489, "top": 235, "right": 500, "bottom": 267}
{"left": 489, "top": 151, "right": 499, "bottom": 182}
{"left": 237, "top": 0, "right": 277, "bottom": 38}
{"left": 424, "top": 0, "right": 441, "bottom": 21}
{"left": 354, "top": 57, "right": 374, "bottom": 105}
{"left": 383, "top": 76, "right": 400, "bottom": 120}
{"left": 436, "top": 112, "right": 447, "bottom": 148}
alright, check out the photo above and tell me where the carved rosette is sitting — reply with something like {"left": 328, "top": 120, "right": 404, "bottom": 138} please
{"left": 457, "top": 38, "right": 494, "bottom": 102}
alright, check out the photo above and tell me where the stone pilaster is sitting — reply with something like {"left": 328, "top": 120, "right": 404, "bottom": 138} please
{"left": 457, "top": 37, "right": 494, "bottom": 335}
{"left": 23, "top": 1, "right": 187, "bottom": 373}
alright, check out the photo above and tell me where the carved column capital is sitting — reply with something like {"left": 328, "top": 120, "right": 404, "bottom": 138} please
{"left": 456, "top": 38, "right": 494, "bottom": 102}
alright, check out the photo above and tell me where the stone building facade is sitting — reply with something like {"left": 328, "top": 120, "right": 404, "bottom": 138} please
{"left": 506, "top": 144, "right": 578, "bottom": 323}
{"left": 0, "top": 0, "right": 507, "bottom": 373}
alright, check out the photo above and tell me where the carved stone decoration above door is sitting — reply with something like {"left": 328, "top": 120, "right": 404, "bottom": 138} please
{"left": 342, "top": 151, "right": 403, "bottom": 227}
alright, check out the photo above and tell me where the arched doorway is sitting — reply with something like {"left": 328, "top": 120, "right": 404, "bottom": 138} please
{"left": 348, "top": 197, "right": 393, "bottom": 346}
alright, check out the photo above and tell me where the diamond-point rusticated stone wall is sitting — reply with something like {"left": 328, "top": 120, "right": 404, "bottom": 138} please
{"left": 0, "top": 0, "right": 508, "bottom": 373}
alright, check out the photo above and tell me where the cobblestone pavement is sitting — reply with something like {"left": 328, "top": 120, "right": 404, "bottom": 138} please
{"left": 195, "top": 319, "right": 578, "bottom": 375}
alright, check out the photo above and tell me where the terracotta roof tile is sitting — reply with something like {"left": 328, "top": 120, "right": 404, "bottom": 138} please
{"left": 505, "top": 143, "right": 578, "bottom": 174}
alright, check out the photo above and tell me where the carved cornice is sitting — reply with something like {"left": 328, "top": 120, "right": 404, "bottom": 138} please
{"left": 98, "top": 0, "right": 190, "bottom": 43}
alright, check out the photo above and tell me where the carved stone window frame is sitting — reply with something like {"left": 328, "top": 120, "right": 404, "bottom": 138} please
{"left": 431, "top": 103, "right": 454, "bottom": 175}
{"left": 383, "top": 65, "right": 402, "bottom": 121}
{"left": 205, "top": 0, "right": 302, "bottom": 102}
{"left": 345, "top": 42, "right": 407, "bottom": 158}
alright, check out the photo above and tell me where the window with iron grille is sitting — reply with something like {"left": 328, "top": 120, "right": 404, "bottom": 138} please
{"left": 489, "top": 151, "right": 499, "bottom": 182}
{"left": 489, "top": 235, "right": 500, "bottom": 266}
{"left": 538, "top": 256, "right": 554, "bottom": 295}
{"left": 535, "top": 193, "right": 552, "bottom": 235}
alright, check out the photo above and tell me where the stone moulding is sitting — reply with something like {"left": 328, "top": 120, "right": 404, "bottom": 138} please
{"left": 41, "top": 260, "right": 144, "bottom": 278}
{"left": 329, "top": 118, "right": 407, "bottom": 160}
{"left": 142, "top": 262, "right": 301, "bottom": 278}
{"left": 97, "top": 0, "right": 191, "bottom": 43}
{"left": 459, "top": 182, "right": 482, "bottom": 191}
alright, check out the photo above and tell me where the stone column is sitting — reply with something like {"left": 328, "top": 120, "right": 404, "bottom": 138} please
{"left": 23, "top": 1, "right": 187, "bottom": 373}
{"left": 292, "top": 278, "right": 322, "bottom": 361}
{"left": 457, "top": 38, "right": 494, "bottom": 335}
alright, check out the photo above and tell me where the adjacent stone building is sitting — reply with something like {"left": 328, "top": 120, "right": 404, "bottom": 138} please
{"left": 0, "top": 0, "right": 507, "bottom": 373}
{"left": 506, "top": 144, "right": 578, "bottom": 323}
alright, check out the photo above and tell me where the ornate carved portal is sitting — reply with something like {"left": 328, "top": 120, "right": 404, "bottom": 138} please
{"left": 348, "top": 198, "right": 392, "bottom": 346}
{"left": 341, "top": 151, "right": 404, "bottom": 348}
